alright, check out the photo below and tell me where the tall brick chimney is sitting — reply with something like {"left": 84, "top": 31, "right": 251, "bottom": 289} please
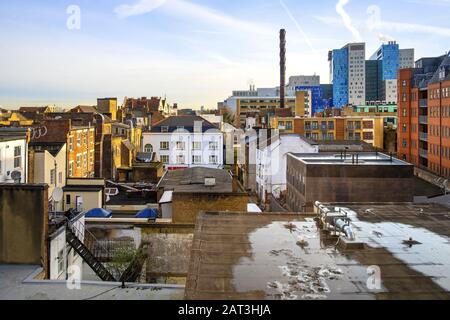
{"left": 280, "top": 29, "right": 286, "bottom": 109}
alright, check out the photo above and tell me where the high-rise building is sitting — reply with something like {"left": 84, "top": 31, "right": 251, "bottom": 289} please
{"left": 368, "top": 42, "right": 415, "bottom": 104}
{"left": 365, "top": 60, "right": 381, "bottom": 102}
{"left": 329, "top": 43, "right": 366, "bottom": 108}
{"left": 397, "top": 52, "right": 450, "bottom": 178}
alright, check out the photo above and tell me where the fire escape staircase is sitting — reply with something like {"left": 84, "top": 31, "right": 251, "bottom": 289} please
{"left": 66, "top": 224, "right": 116, "bottom": 282}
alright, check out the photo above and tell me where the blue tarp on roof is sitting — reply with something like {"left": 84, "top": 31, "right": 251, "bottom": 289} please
{"left": 86, "top": 208, "right": 112, "bottom": 218}
{"left": 135, "top": 208, "right": 158, "bottom": 219}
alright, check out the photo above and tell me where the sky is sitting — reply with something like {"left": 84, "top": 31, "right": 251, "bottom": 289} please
{"left": 0, "top": 0, "right": 450, "bottom": 110}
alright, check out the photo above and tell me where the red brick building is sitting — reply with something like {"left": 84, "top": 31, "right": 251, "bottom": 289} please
{"left": 398, "top": 52, "right": 450, "bottom": 178}
{"left": 30, "top": 119, "right": 95, "bottom": 178}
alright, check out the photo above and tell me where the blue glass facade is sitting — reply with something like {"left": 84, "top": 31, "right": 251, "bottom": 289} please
{"left": 379, "top": 43, "right": 400, "bottom": 80}
{"left": 331, "top": 48, "right": 348, "bottom": 107}
{"left": 295, "top": 85, "right": 333, "bottom": 115}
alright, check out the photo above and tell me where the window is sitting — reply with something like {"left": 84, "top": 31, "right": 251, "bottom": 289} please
{"left": 161, "top": 126, "right": 169, "bottom": 133}
{"left": 192, "top": 142, "right": 202, "bottom": 150}
{"left": 160, "top": 155, "right": 169, "bottom": 164}
{"left": 57, "top": 249, "right": 64, "bottom": 275}
{"left": 69, "top": 136, "right": 74, "bottom": 151}
{"left": 83, "top": 153, "right": 87, "bottom": 168}
{"left": 192, "top": 155, "right": 202, "bottom": 164}
{"left": 402, "top": 80, "right": 407, "bottom": 87}
{"left": 176, "top": 141, "right": 185, "bottom": 150}
{"left": 76, "top": 154, "right": 81, "bottom": 168}
{"left": 209, "top": 141, "right": 219, "bottom": 150}
{"left": 14, "top": 146, "right": 21, "bottom": 168}
{"left": 160, "top": 141, "right": 170, "bottom": 150}
{"left": 66, "top": 194, "right": 71, "bottom": 205}
{"left": 363, "top": 132, "right": 373, "bottom": 141}
{"left": 90, "top": 150, "right": 94, "bottom": 167}
{"left": 177, "top": 126, "right": 185, "bottom": 131}
{"left": 209, "top": 155, "right": 218, "bottom": 164}
{"left": 144, "top": 144, "right": 153, "bottom": 153}
{"left": 176, "top": 155, "right": 185, "bottom": 164}
{"left": 83, "top": 132, "right": 87, "bottom": 146}
{"left": 50, "top": 169, "right": 56, "bottom": 185}
{"left": 402, "top": 93, "right": 407, "bottom": 102}
{"left": 77, "top": 133, "right": 81, "bottom": 146}
{"left": 69, "top": 162, "right": 74, "bottom": 177}
{"left": 286, "top": 122, "right": 293, "bottom": 130}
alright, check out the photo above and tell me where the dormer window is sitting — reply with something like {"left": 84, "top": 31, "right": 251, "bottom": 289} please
{"left": 161, "top": 126, "right": 169, "bottom": 133}
{"left": 439, "top": 67, "right": 446, "bottom": 81}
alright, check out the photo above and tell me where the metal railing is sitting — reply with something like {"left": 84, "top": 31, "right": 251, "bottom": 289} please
{"left": 419, "top": 99, "right": 428, "bottom": 108}
{"left": 419, "top": 148, "right": 428, "bottom": 159}
{"left": 419, "top": 133, "right": 428, "bottom": 141}
{"left": 419, "top": 116, "right": 428, "bottom": 124}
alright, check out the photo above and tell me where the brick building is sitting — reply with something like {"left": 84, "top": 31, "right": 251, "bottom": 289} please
{"left": 30, "top": 120, "right": 95, "bottom": 178}
{"left": 398, "top": 52, "right": 450, "bottom": 178}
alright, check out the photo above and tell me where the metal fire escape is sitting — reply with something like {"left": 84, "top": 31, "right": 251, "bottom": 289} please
{"left": 66, "top": 223, "right": 116, "bottom": 282}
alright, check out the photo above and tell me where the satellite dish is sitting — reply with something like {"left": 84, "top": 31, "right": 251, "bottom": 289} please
{"left": 10, "top": 170, "right": 22, "bottom": 183}
{"left": 52, "top": 187, "right": 64, "bottom": 202}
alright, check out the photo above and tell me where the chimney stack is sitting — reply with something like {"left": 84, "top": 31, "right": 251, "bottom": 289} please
{"left": 280, "top": 29, "right": 286, "bottom": 109}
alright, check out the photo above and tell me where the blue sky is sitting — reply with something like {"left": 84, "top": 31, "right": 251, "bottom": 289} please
{"left": 0, "top": 0, "right": 449, "bottom": 109}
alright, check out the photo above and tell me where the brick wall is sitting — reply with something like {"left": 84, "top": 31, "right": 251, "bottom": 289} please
{"left": 172, "top": 193, "right": 249, "bottom": 224}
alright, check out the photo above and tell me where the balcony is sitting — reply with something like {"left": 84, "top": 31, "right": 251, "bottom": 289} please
{"left": 419, "top": 99, "right": 428, "bottom": 108}
{"left": 419, "top": 133, "right": 428, "bottom": 142}
{"left": 419, "top": 148, "right": 428, "bottom": 159}
{"left": 419, "top": 116, "right": 428, "bottom": 125}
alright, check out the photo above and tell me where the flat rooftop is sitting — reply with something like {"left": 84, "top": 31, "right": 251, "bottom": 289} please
{"left": 0, "top": 265, "right": 184, "bottom": 300}
{"left": 289, "top": 152, "right": 411, "bottom": 166}
{"left": 186, "top": 205, "right": 450, "bottom": 300}
{"left": 158, "top": 167, "right": 244, "bottom": 193}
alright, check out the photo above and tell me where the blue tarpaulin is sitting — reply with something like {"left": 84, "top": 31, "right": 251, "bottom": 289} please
{"left": 135, "top": 208, "right": 158, "bottom": 219}
{"left": 86, "top": 208, "right": 112, "bottom": 218}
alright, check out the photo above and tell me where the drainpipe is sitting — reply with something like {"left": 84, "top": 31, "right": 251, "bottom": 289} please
{"left": 439, "top": 81, "right": 443, "bottom": 176}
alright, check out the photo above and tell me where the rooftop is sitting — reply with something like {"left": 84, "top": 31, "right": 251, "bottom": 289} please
{"left": 158, "top": 167, "right": 244, "bottom": 194}
{"left": 186, "top": 204, "right": 450, "bottom": 300}
{"left": 0, "top": 265, "right": 184, "bottom": 300}
{"left": 289, "top": 152, "right": 411, "bottom": 166}
{"left": 150, "top": 116, "right": 219, "bottom": 133}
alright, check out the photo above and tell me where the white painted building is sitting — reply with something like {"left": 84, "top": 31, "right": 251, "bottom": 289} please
{"left": 29, "top": 143, "right": 67, "bottom": 211}
{"left": 49, "top": 213, "right": 85, "bottom": 280}
{"left": 0, "top": 128, "right": 28, "bottom": 183}
{"left": 256, "top": 134, "right": 319, "bottom": 203}
{"left": 347, "top": 43, "right": 366, "bottom": 106}
{"left": 142, "top": 116, "right": 224, "bottom": 169}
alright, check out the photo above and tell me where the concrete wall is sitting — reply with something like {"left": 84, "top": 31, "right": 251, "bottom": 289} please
{"left": 64, "top": 190, "right": 102, "bottom": 212}
{"left": 32, "top": 145, "right": 67, "bottom": 210}
{"left": 0, "top": 184, "right": 48, "bottom": 270}
{"left": 172, "top": 193, "right": 249, "bottom": 224}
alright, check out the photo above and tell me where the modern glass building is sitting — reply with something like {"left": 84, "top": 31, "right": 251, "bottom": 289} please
{"left": 372, "top": 42, "right": 400, "bottom": 81}
{"left": 331, "top": 48, "right": 349, "bottom": 107}
{"left": 366, "top": 60, "right": 381, "bottom": 102}
{"left": 295, "top": 85, "right": 332, "bottom": 115}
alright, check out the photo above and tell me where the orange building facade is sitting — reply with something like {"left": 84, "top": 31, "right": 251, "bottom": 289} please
{"left": 397, "top": 53, "right": 450, "bottom": 178}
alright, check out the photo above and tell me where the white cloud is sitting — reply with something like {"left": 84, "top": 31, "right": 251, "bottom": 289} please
{"left": 114, "top": 0, "right": 272, "bottom": 35}
{"left": 114, "top": 0, "right": 167, "bottom": 19}
{"left": 335, "top": 0, "right": 362, "bottom": 41}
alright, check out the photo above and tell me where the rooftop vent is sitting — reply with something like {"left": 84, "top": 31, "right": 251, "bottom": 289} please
{"left": 204, "top": 177, "right": 216, "bottom": 187}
